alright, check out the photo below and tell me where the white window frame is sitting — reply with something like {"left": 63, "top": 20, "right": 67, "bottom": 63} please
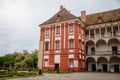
{"left": 56, "top": 41, "right": 60, "bottom": 50}
{"left": 45, "top": 28, "right": 49, "bottom": 36}
{"left": 56, "top": 26, "right": 60, "bottom": 34}
{"left": 45, "top": 42, "right": 49, "bottom": 51}
{"left": 69, "top": 24, "right": 73, "bottom": 33}
{"left": 69, "top": 59, "right": 74, "bottom": 68}
{"left": 69, "top": 39, "right": 74, "bottom": 49}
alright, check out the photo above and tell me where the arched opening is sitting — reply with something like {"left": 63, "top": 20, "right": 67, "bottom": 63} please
{"left": 108, "top": 38, "right": 120, "bottom": 55}
{"left": 97, "top": 57, "right": 108, "bottom": 72}
{"left": 86, "top": 57, "right": 96, "bottom": 71}
{"left": 110, "top": 57, "right": 120, "bottom": 72}
{"left": 96, "top": 39, "right": 107, "bottom": 54}
{"left": 86, "top": 40, "right": 95, "bottom": 55}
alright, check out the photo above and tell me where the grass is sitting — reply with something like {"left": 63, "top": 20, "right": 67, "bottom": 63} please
{"left": 42, "top": 70, "right": 71, "bottom": 74}
{"left": 0, "top": 70, "right": 71, "bottom": 79}
{"left": 0, "top": 71, "right": 40, "bottom": 79}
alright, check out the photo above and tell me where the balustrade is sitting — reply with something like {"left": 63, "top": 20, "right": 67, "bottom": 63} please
{"left": 86, "top": 51, "right": 120, "bottom": 56}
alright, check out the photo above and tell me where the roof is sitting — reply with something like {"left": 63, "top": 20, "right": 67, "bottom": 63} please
{"left": 84, "top": 8, "right": 120, "bottom": 26}
{"left": 40, "top": 7, "right": 77, "bottom": 26}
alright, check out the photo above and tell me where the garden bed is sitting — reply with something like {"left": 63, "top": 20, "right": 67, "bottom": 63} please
{"left": 0, "top": 71, "right": 40, "bottom": 79}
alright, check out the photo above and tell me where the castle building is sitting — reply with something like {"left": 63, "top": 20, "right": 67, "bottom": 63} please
{"left": 38, "top": 6, "right": 86, "bottom": 72}
{"left": 85, "top": 9, "right": 120, "bottom": 72}
{"left": 38, "top": 6, "right": 120, "bottom": 72}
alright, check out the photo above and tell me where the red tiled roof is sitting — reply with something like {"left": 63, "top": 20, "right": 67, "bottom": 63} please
{"left": 40, "top": 7, "right": 77, "bottom": 26}
{"left": 84, "top": 8, "right": 120, "bottom": 26}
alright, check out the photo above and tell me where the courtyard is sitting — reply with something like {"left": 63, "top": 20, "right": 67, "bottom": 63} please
{"left": 7, "top": 72, "right": 120, "bottom": 80}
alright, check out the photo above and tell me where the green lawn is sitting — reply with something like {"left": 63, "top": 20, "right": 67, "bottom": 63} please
{"left": 0, "top": 71, "right": 40, "bottom": 79}
{"left": 0, "top": 70, "right": 71, "bottom": 79}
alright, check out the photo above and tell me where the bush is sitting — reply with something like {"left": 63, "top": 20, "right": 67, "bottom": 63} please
{"left": 0, "top": 71, "right": 38, "bottom": 78}
{"left": 56, "top": 69, "right": 59, "bottom": 74}
{"left": 8, "top": 72, "right": 18, "bottom": 75}
{"left": 0, "top": 73, "right": 13, "bottom": 78}
{"left": 38, "top": 69, "right": 42, "bottom": 75}
{"left": 16, "top": 73, "right": 25, "bottom": 76}
{"left": 6, "top": 74, "right": 13, "bottom": 77}
{"left": 0, "top": 75, "right": 7, "bottom": 78}
{"left": 42, "top": 70, "right": 71, "bottom": 74}
{"left": 27, "top": 72, "right": 36, "bottom": 75}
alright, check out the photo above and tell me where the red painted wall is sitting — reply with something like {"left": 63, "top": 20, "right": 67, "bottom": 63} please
{"left": 40, "top": 20, "right": 86, "bottom": 71}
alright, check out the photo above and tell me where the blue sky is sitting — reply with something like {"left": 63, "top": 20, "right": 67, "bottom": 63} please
{"left": 0, "top": 0, "right": 120, "bottom": 56}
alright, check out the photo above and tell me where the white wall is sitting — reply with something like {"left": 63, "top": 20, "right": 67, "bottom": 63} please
{"left": 96, "top": 42, "right": 107, "bottom": 54}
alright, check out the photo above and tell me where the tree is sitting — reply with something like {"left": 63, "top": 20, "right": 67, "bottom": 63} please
{"left": 31, "top": 49, "right": 38, "bottom": 68}
{"left": 23, "top": 57, "right": 33, "bottom": 68}
{"left": 2, "top": 53, "right": 17, "bottom": 70}
{"left": 0, "top": 49, "right": 38, "bottom": 71}
{"left": 0, "top": 57, "right": 4, "bottom": 69}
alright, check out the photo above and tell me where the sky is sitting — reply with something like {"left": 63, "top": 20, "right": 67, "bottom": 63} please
{"left": 0, "top": 0, "right": 120, "bottom": 56}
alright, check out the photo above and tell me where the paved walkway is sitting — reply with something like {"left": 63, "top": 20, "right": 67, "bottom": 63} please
{"left": 7, "top": 72, "right": 120, "bottom": 80}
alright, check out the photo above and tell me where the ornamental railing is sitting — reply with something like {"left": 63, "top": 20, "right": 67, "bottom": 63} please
{"left": 86, "top": 51, "right": 120, "bottom": 56}
{"left": 85, "top": 31, "right": 120, "bottom": 40}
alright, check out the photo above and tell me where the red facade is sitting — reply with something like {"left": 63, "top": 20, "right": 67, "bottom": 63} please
{"left": 39, "top": 6, "right": 86, "bottom": 72}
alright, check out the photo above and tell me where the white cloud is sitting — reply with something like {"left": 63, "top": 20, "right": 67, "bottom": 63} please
{"left": 0, "top": 0, "right": 120, "bottom": 56}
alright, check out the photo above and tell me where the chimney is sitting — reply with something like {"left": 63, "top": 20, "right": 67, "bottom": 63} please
{"left": 81, "top": 10, "right": 86, "bottom": 22}
{"left": 60, "top": 5, "right": 64, "bottom": 10}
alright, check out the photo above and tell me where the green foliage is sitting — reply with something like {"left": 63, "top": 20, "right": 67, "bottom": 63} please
{"left": 0, "top": 49, "right": 38, "bottom": 71}
{"left": 0, "top": 74, "right": 13, "bottom": 78}
{"left": 38, "top": 69, "right": 42, "bottom": 75}
{"left": 56, "top": 69, "right": 59, "bottom": 74}
{"left": 42, "top": 70, "right": 70, "bottom": 74}
{"left": 0, "top": 71, "right": 37, "bottom": 78}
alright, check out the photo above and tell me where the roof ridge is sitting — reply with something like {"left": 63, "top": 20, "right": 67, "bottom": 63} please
{"left": 40, "top": 7, "right": 77, "bottom": 26}
{"left": 86, "top": 8, "right": 120, "bottom": 16}
{"left": 84, "top": 8, "right": 120, "bottom": 26}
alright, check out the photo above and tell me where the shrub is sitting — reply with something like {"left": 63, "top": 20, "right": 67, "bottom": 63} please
{"left": 16, "top": 73, "right": 25, "bottom": 76}
{"left": 27, "top": 72, "right": 36, "bottom": 75}
{"left": 38, "top": 69, "right": 42, "bottom": 75}
{"left": 0, "top": 74, "right": 13, "bottom": 78}
{"left": 56, "top": 69, "right": 59, "bottom": 74}
{"left": 0, "top": 75, "right": 7, "bottom": 78}
{"left": 0, "top": 71, "right": 38, "bottom": 78}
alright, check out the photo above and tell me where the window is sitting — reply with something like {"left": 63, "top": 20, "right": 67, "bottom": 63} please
{"left": 81, "top": 29, "right": 84, "bottom": 34}
{"left": 113, "top": 31, "right": 116, "bottom": 36}
{"left": 96, "top": 29, "right": 99, "bottom": 34}
{"left": 69, "top": 39, "right": 74, "bottom": 49}
{"left": 112, "top": 46, "right": 118, "bottom": 54}
{"left": 69, "top": 24, "right": 73, "bottom": 33}
{"left": 97, "top": 16, "right": 102, "bottom": 23}
{"left": 107, "top": 27, "right": 111, "bottom": 33}
{"left": 113, "top": 26, "right": 118, "bottom": 36}
{"left": 79, "top": 25, "right": 81, "bottom": 33}
{"left": 79, "top": 25, "right": 84, "bottom": 34}
{"left": 79, "top": 40, "right": 81, "bottom": 49}
{"left": 101, "top": 28, "right": 105, "bottom": 37}
{"left": 83, "top": 62, "right": 85, "bottom": 68}
{"left": 56, "top": 15, "right": 61, "bottom": 21}
{"left": 45, "top": 42, "right": 49, "bottom": 51}
{"left": 45, "top": 29, "right": 49, "bottom": 36}
{"left": 69, "top": 59, "right": 74, "bottom": 68}
{"left": 44, "top": 60, "right": 48, "bottom": 67}
{"left": 91, "top": 47, "right": 95, "bottom": 54}
{"left": 86, "top": 46, "right": 88, "bottom": 54}
{"left": 90, "top": 30, "right": 94, "bottom": 38}
{"left": 56, "top": 41, "right": 60, "bottom": 50}
{"left": 82, "top": 42, "right": 85, "bottom": 50}
{"left": 85, "top": 30, "right": 89, "bottom": 35}
{"left": 56, "top": 26, "right": 60, "bottom": 34}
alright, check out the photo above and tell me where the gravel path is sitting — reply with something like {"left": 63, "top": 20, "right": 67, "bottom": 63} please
{"left": 7, "top": 72, "right": 120, "bottom": 80}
